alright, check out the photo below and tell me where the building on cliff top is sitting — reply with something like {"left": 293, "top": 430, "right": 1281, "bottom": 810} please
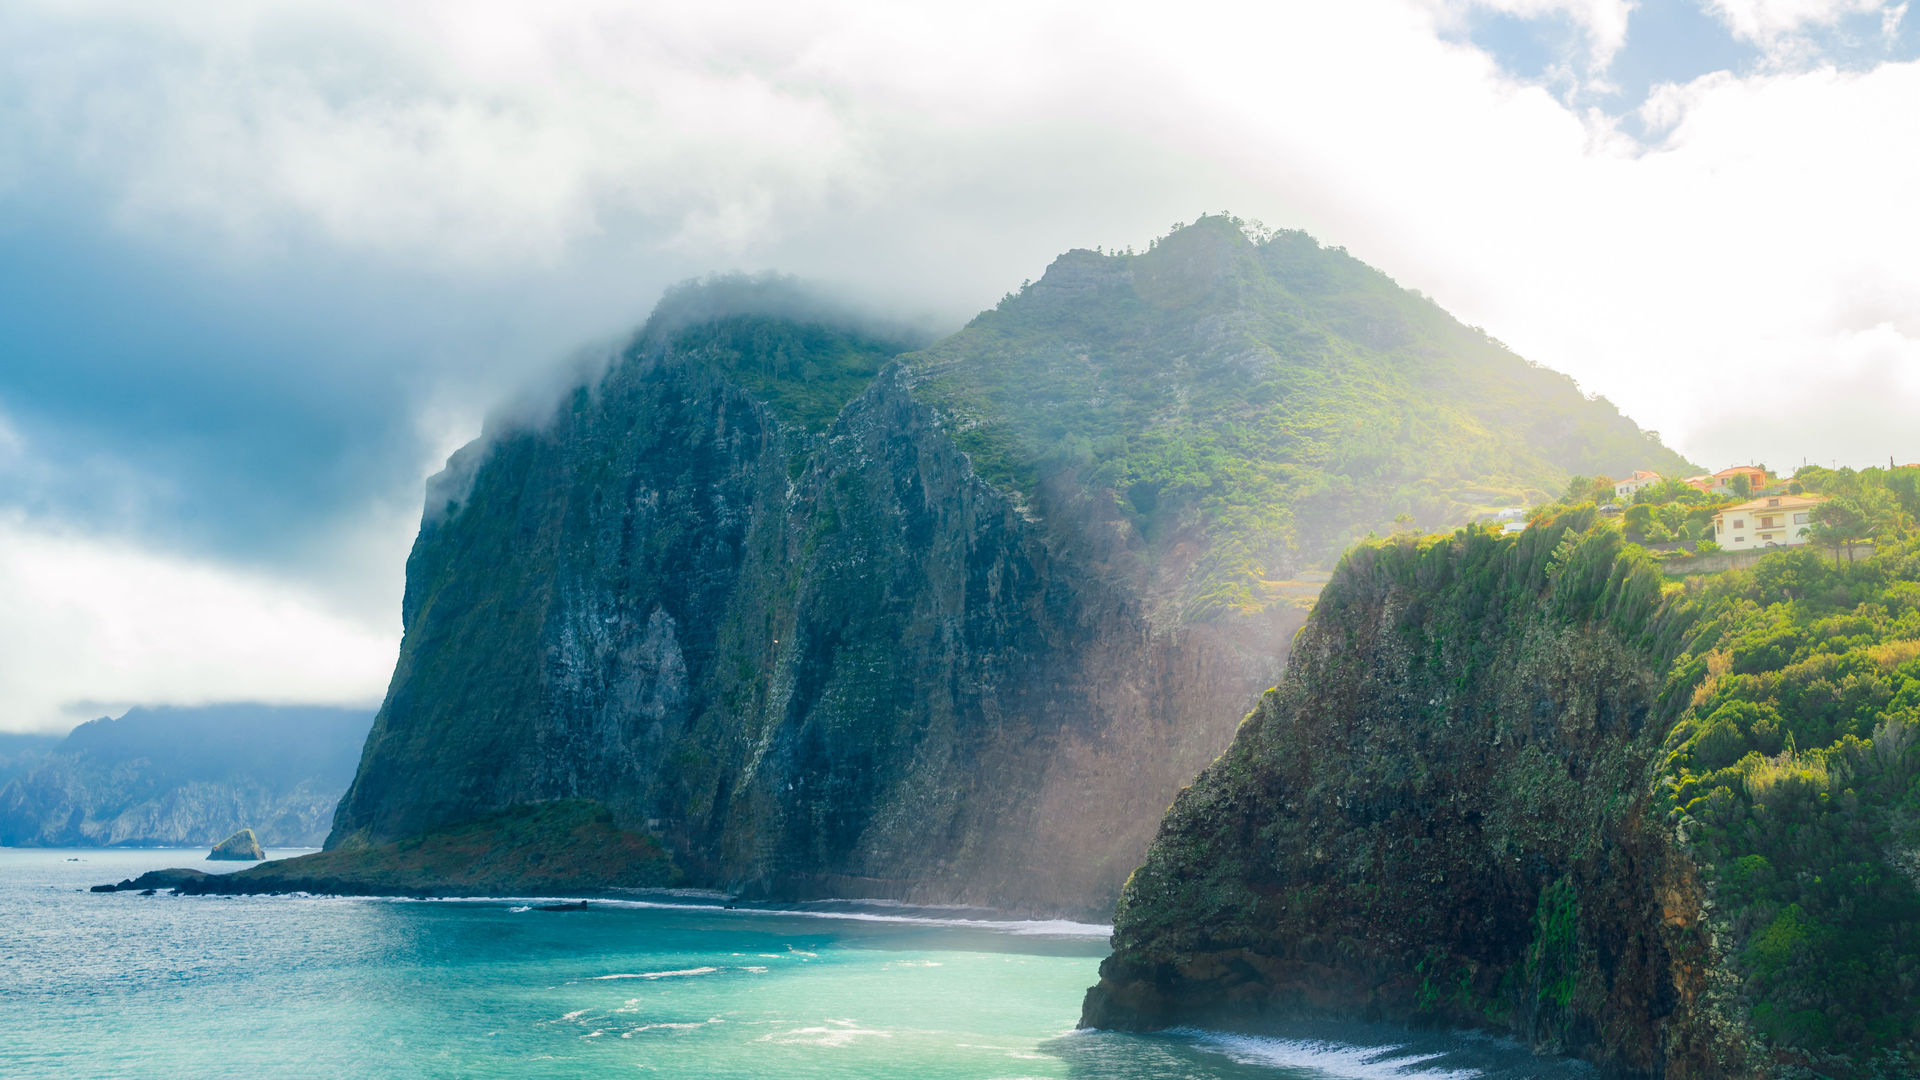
{"left": 1713, "top": 493, "right": 1825, "bottom": 549}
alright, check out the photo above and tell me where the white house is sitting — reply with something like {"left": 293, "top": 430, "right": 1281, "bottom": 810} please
{"left": 1613, "top": 470, "right": 1662, "bottom": 499}
{"left": 1712, "top": 494, "right": 1825, "bottom": 550}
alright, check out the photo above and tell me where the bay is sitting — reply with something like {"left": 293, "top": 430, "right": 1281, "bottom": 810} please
{"left": 0, "top": 849, "right": 1563, "bottom": 1079}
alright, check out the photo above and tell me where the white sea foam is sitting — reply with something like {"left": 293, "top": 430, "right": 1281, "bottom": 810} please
{"left": 370, "top": 894, "right": 1111, "bottom": 937}
{"left": 756, "top": 1019, "right": 892, "bottom": 1048}
{"left": 592, "top": 967, "right": 718, "bottom": 980}
{"left": 1175, "top": 1029, "right": 1484, "bottom": 1079}
{"left": 620, "top": 1018, "right": 725, "bottom": 1037}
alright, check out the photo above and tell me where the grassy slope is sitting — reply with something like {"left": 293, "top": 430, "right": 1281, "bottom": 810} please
{"left": 905, "top": 215, "right": 1693, "bottom": 619}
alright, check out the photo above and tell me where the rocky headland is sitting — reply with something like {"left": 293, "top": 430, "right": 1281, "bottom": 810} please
{"left": 311, "top": 217, "right": 1685, "bottom": 917}
{"left": 96, "top": 800, "right": 676, "bottom": 897}
{"left": 1084, "top": 514, "right": 1920, "bottom": 1078}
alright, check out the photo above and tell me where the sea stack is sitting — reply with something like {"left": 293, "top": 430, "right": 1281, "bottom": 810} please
{"left": 208, "top": 829, "right": 265, "bottom": 861}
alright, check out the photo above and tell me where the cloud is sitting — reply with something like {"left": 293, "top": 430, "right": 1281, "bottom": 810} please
{"left": 1, "top": 0, "right": 1918, "bottom": 727}
{"left": 0, "top": 513, "right": 395, "bottom": 733}
{"left": 1442, "top": 0, "right": 1641, "bottom": 73}
{"left": 1704, "top": 0, "right": 1896, "bottom": 47}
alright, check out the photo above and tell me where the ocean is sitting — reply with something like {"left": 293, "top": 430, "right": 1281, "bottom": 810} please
{"left": 0, "top": 848, "right": 1581, "bottom": 1079}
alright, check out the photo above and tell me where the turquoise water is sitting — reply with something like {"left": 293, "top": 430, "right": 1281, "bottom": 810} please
{"left": 1, "top": 849, "right": 1571, "bottom": 1079}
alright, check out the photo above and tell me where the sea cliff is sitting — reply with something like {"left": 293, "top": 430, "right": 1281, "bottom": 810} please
{"left": 322, "top": 217, "right": 1689, "bottom": 916}
{"left": 1085, "top": 515, "right": 1920, "bottom": 1078}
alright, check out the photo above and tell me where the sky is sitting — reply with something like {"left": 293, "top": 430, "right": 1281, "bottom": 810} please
{"left": 2, "top": 0, "right": 1918, "bottom": 732}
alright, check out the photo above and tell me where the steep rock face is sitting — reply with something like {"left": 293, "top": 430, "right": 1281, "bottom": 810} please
{"left": 1083, "top": 518, "right": 1743, "bottom": 1076}
{"left": 331, "top": 221, "right": 1692, "bottom": 915}
{"left": 333, "top": 328, "right": 1284, "bottom": 913}
{"left": 0, "top": 705, "right": 369, "bottom": 848}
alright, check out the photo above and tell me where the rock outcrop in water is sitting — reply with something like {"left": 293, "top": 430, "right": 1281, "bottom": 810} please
{"left": 0, "top": 705, "right": 370, "bottom": 848}
{"left": 1085, "top": 515, "right": 1920, "bottom": 1078}
{"left": 324, "top": 217, "right": 1689, "bottom": 916}
{"left": 208, "top": 829, "right": 265, "bottom": 860}
{"left": 99, "top": 800, "right": 676, "bottom": 897}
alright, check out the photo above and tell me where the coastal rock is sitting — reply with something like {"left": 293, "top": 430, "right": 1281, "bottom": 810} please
{"left": 208, "top": 829, "right": 265, "bottom": 860}
{"left": 99, "top": 800, "right": 676, "bottom": 898}
{"left": 95, "top": 867, "right": 211, "bottom": 892}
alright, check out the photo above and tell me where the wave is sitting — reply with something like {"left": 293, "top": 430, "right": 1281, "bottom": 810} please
{"left": 379, "top": 894, "right": 1112, "bottom": 937}
{"left": 620, "top": 1018, "right": 725, "bottom": 1037}
{"left": 1172, "top": 1029, "right": 1484, "bottom": 1079}
{"left": 590, "top": 967, "right": 718, "bottom": 980}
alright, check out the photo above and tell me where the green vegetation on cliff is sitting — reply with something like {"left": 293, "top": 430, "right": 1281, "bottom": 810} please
{"left": 667, "top": 310, "right": 921, "bottom": 435}
{"left": 1088, "top": 513, "right": 1920, "bottom": 1078}
{"left": 909, "top": 215, "right": 1691, "bottom": 617}
{"left": 1661, "top": 539, "right": 1920, "bottom": 1059}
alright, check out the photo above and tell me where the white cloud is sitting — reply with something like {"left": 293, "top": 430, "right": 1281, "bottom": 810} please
{"left": 1706, "top": 0, "right": 1905, "bottom": 58}
{"left": 1438, "top": 0, "right": 1640, "bottom": 72}
{"left": 3, "top": 0, "right": 1920, "bottom": 730}
{"left": 1709, "top": 0, "right": 1890, "bottom": 40}
{"left": 0, "top": 513, "right": 396, "bottom": 732}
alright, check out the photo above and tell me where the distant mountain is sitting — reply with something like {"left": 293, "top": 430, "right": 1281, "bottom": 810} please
{"left": 322, "top": 216, "right": 1694, "bottom": 914}
{"left": 0, "top": 733, "right": 60, "bottom": 788}
{"left": 0, "top": 705, "right": 371, "bottom": 847}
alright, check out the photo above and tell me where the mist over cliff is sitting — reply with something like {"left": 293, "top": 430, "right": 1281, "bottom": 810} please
{"left": 325, "top": 216, "right": 1687, "bottom": 915}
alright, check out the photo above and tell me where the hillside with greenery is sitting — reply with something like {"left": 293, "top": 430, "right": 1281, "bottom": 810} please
{"left": 640, "top": 275, "right": 930, "bottom": 437}
{"left": 1545, "top": 463, "right": 1919, "bottom": 564}
{"left": 906, "top": 214, "right": 1693, "bottom": 618}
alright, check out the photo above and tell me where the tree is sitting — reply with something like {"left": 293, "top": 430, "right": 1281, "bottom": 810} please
{"left": 1562, "top": 474, "right": 1615, "bottom": 504}
{"left": 1730, "top": 473, "right": 1752, "bottom": 499}
{"left": 1623, "top": 503, "right": 1653, "bottom": 539}
{"left": 1885, "top": 466, "right": 1920, "bottom": 517}
{"left": 1810, "top": 490, "right": 1898, "bottom": 563}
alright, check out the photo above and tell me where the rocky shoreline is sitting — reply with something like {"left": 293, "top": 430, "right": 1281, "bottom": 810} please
{"left": 93, "top": 800, "right": 678, "bottom": 899}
